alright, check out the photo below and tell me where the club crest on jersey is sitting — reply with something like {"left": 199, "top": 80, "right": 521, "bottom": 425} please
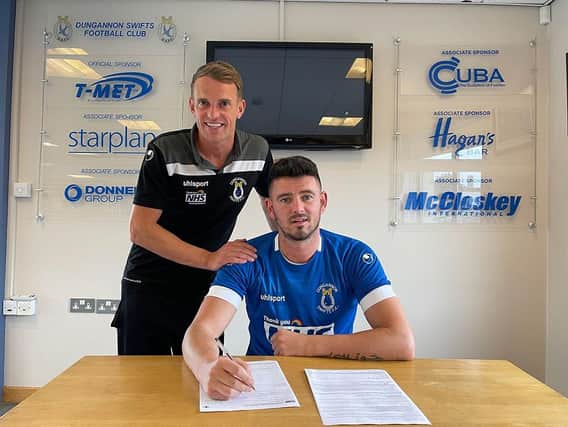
{"left": 316, "top": 283, "right": 339, "bottom": 314}
{"left": 229, "top": 177, "right": 247, "bottom": 202}
{"left": 361, "top": 252, "right": 374, "bottom": 264}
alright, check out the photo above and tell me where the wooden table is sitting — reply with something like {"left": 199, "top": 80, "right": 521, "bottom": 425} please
{"left": 1, "top": 356, "right": 568, "bottom": 426}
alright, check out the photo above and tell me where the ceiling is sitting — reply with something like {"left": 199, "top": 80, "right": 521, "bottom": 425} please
{"left": 381, "top": 0, "right": 555, "bottom": 4}
{"left": 300, "top": 0, "right": 556, "bottom": 5}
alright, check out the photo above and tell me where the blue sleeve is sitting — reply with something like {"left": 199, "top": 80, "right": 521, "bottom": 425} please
{"left": 212, "top": 262, "right": 254, "bottom": 299}
{"left": 344, "top": 241, "right": 391, "bottom": 302}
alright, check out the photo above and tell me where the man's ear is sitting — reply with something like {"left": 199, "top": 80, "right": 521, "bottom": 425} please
{"left": 265, "top": 197, "right": 275, "bottom": 218}
{"left": 262, "top": 197, "right": 278, "bottom": 231}
{"left": 189, "top": 97, "right": 196, "bottom": 114}
{"left": 320, "top": 191, "right": 328, "bottom": 214}
{"left": 237, "top": 99, "right": 246, "bottom": 119}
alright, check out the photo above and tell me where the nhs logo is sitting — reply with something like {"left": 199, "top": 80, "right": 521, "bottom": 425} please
{"left": 75, "top": 72, "right": 154, "bottom": 101}
{"left": 428, "top": 56, "right": 505, "bottom": 95}
{"left": 185, "top": 191, "right": 207, "bottom": 205}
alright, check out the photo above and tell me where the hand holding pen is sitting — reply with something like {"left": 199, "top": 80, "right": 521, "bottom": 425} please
{"left": 215, "top": 338, "right": 256, "bottom": 392}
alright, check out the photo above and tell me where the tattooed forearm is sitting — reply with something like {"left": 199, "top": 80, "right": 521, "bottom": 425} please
{"left": 328, "top": 353, "right": 384, "bottom": 361}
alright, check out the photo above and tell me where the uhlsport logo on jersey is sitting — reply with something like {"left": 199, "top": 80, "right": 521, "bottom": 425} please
{"left": 75, "top": 72, "right": 154, "bottom": 101}
{"left": 316, "top": 283, "right": 339, "bottom": 314}
{"left": 404, "top": 191, "right": 522, "bottom": 217}
{"left": 229, "top": 177, "right": 247, "bottom": 202}
{"left": 64, "top": 183, "right": 136, "bottom": 204}
{"left": 260, "top": 293, "right": 286, "bottom": 303}
{"left": 428, "top": 56, "right": 505, "bottom": 95}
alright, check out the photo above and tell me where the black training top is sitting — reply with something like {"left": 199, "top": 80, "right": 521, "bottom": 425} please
{"left": 123, "top": 125, "right": 273, "bottom": 286}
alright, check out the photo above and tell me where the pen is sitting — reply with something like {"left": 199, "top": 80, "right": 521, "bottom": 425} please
{"left": 215, "top": 338, "right": 256, "bottom": 391}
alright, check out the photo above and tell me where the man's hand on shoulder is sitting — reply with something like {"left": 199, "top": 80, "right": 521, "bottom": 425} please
{"left": 270, "top": 329, "right": 309, "bottom": 356}
{"left": 199, "top": 357, "right": 255, "bottom": 400}
{"left": 206, "top": 239, "right": 258, "bottom": 271}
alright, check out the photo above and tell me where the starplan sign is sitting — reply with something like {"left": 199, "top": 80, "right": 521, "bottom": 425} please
{"left": 67, "top": 126, "right": 156, "bottom": 154}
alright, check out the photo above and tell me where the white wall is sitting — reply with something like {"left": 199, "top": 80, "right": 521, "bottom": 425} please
{"left": 546, "top": 0, "right": 568, "bottom": 396}
{"left": 6, "top": 0, "right": 549, "bottom": 389}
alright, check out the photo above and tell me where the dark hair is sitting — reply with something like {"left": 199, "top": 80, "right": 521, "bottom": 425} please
{"left": 268, "top": 156, "right": 321, "bottom": 192}
{"left": 190, "top": 60, "right": 244, "bottom": 99}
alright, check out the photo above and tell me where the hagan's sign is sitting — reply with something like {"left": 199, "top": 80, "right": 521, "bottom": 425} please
{"left": 430, "top": 111, "right": 495, "bottom": 158}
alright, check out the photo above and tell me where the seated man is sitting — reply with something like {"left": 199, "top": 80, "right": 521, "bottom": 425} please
{"left": 182, "top": 156, "right": 415, "bottom": 400}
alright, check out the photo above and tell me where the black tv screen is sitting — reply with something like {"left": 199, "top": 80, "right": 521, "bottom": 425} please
{"left": 206, "top": 41, "right": 373, "bottom": 149}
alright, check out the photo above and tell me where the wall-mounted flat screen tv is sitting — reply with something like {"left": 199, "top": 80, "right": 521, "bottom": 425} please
{"left": 206, "top": 41, "right": 373, "bottom": 149}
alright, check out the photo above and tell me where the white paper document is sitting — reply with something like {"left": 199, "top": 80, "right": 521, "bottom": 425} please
{"left": 200, "top": 360, "right": 299, "bottom": 412}
{"left": 305, "top": 368, "right": 431, "bottom": 425}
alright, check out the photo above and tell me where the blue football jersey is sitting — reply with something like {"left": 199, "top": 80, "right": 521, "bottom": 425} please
{"left": 210, "top": 229, "right": 394, "bottom": 355}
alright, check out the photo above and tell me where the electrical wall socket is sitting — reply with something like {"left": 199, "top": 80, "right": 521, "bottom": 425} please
{"left": 13, "top": 182, "right": 32, "bottom": 198}
{"left": 69, "top": 298, "right": 96, "bottom": 313}
{"left": 3, "top": 295, "right": 37, "bottom": 316}
{"left": 3, "top": 300, "right": 17, "bottom": 315}
{"left": 95, "top": 299, "right": 120, "bottom": 314}
{"left": 17, "top": 300, "right": 35, "bottom": 315}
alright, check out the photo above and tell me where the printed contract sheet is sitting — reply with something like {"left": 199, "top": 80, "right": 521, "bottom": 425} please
{"left": 200, "top": 360, "right": 299, "bottom": 412}
{"left": 305, "top": 368, "right": 430, "bottom": 425}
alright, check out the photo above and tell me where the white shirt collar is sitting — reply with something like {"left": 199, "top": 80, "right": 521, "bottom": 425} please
{"left": 273, "top": 232, "right": 322, "bottom": 265}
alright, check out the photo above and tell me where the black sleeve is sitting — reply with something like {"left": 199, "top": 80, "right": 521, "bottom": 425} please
{"left": 133, "top": 141, "right": 170, "bottom": 209}
{"left": 254, "top": 149, "right": 273, "bottom": 198}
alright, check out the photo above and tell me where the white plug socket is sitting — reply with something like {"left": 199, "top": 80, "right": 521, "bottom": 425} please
{"left": 14, "top": 183, "right": 32, "bottom": 198}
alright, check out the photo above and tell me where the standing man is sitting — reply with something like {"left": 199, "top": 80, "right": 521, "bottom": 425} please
{"left": 183, "top": 156, "right": 415, "bottom": 400}
{"left": 112, "top": 61, "right": 273, "bottom": 355}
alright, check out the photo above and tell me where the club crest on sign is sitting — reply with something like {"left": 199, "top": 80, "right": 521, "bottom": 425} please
{"left": 158, "top": 16, "right": 176, "bottom": 43}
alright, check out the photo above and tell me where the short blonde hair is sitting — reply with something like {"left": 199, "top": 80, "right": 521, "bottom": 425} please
{"left": 190, "top": 60, "right": 243, "bottom": 99}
